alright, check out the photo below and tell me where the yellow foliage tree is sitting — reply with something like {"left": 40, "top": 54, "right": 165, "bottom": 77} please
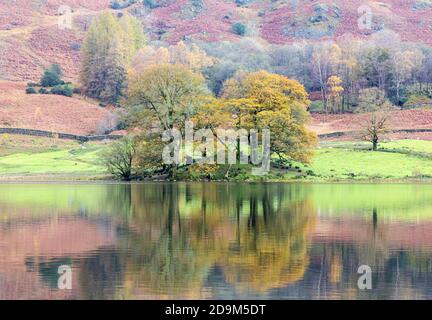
{"left": 219, "top": 71, "right": 317, "bottom": 163}
{"left": 326, "top": 75, "right": 344, "bottom": 113}
{"left": 132, "top": 41, "right": 215, "bottom": 73}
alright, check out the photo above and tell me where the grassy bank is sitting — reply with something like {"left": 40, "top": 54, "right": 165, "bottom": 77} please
{"left": 1, "top": 135, "right": 432, "bottom": 182}
{"left": 0, "top": 135, "right": 109, "bottom": 180}
{"left": 300, "top": 140, "right": 432, "bottom": 181}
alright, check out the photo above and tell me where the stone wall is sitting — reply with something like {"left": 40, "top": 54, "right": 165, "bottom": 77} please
{"left": 0, "top": 128, "right": 123, "bottom": 142}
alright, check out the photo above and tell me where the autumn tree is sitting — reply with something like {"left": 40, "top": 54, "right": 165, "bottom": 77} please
{"left": 126, "top": 64, "right": 208, "bottom": 175}
{"left": 218, "top": 71, "right": 317, "bottom": 163}
{"left": 132, "top": 41, "right": 215, "bottom": 73}
{"left": 356, "top": 87, "right": 392, "bottom": 113}
{"left": 311, "top": 43, "right": 342, "bottom": 112}
{"left": 169, "top": 41, "right": 216, "bottom": 72}
{"left": 391, "top": 49, "right": 424, "bottom": 105}
{"left": 360, "top": 46, "right": 392, "bottom": 91}
{"left": 80, "top": 12, "right": 145, "bottom": 104}
{"left": 127, "top": 64, "right": 207, "bottom": 131}
{"left": 326, "top": 75, "right": 344, "bottom": 113}
{"left": 336, "top": 36, "right": 362, "bottom": 111}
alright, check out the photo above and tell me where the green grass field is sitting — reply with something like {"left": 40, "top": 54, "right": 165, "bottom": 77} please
{"left": 1, "top": 135, "right": 432, "bottom": 181}
{"left": 300, "top": 140, "right": 432, "bottom": 181}
{"left": 0, "top": 135, "right": 108, "bottom": 179}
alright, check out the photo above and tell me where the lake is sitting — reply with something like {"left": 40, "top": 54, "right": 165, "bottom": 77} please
{"left": 1, "top": 182, "right": 432, "bottom": 300}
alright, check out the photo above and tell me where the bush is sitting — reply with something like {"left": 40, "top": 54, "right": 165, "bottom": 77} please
{"left": 232, "top": 22, "right": 246, "bottom": 36}
{"left": 110, "top": 0, "right": 136, "bottom": 9}
{"left": 26, "top": 87, "right": 37, "bottom": 94}
{"left": 72, "top": 87, "right": 81, "bottom": 94}
{"left": 309, "top": 100, "right": 325, "bottom": 112}
{"left": 235, "top": 0, "right": 251, "bottom": 6}
{"left": 143, "top": 0, "right": 160, "bottom": 9}
{"left": 403, "top": 94, "right": 432, "bottom": 109}
{"left": 191, "top": 0, "right": 204, "bottom": 9}
{"left": 39, "top": 88, "right": 49, "bottom": 94}
{"left": 27, "top": 82, "right": 39, "bottom": 87}
{"left": 102, "top": 136, "right": 136, "bottom": 181}
{"left": 41, "top": 64, "right": 64, "bottom": 87}
{"left": 70, "top": 43, "right": 81, "bottom": 51}
{"left": 110, "top": 0, "right": 120, "bottom": 9}
{"left": 50, "top": 84, "right": 73, "bottom": 97}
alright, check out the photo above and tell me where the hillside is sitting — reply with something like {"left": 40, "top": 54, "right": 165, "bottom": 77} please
{"left": 1, "top": 0, "right": 432, "bottom": 82}
{"left": 311, "top": 109, "right": 432, "bottom": 139}
{"left": 0, "top": 81, "right": 112, "bottom": 135}
{"left": 1, "top": 0, "right": 432, "bottom": 140}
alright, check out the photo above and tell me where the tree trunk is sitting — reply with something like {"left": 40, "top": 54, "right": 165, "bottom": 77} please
{"left": 372, "top": 138, "right": 378, "bottom": 151}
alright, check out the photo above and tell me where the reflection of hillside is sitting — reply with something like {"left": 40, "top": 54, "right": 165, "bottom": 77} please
{"left": 2, "top": 183, "right": 432, "bottom": 299}
{"left": 299, "top": 211, "right": 432, "bottom": 300}
{"left": 313, "top": 216, "right": 432, "bottom": 250}
{"left": 0, "top": 217, "right": 116, "bottom": 299}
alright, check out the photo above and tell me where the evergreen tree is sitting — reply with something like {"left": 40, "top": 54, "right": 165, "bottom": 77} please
{"left": 41, "top": 64, "right": 63, "bottom": 87}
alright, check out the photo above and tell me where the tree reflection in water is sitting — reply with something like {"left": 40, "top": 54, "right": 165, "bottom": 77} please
{"left": 100, "top": 183, "right": 316, "bottom": 299}
{"left": 2, "top": 183, "right": 432, "bottom": 299}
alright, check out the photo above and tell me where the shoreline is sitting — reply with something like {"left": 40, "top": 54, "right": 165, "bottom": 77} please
{"left": 1, "top": 174, "right": 432, "bottom": 184}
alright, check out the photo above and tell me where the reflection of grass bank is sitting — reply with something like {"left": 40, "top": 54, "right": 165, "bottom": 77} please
{"left": 1, "top": 183, "right": 432, "bottom": 224}
{"left": 306, "top": 183, "right": 432, "bottom": 220}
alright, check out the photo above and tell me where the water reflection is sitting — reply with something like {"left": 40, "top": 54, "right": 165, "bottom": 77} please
{"left": 1, "top": 183, "right": 432, "bottom": 299}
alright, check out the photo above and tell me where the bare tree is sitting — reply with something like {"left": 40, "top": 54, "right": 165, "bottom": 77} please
{"left": 359, "top": 110, "right": 391, "bottom": 151}
{"left": 311, "top": 43, "right": 341, "bottom": 112}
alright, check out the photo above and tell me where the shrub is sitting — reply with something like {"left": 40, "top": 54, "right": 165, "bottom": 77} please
{"left": 50, "top": 84, "right": 73, "bottom": 97}
{"left": 110, "top": 0, "right": 136, "bottom": 9}
{"left": 70, "top": 43, "right": 81, "bottom": 51}
{"left": 404, "top": 95, "right": 432, "bottom": 109}
{"left": 102, "top": 136, "right": 136, "bottom": 181}
{"left": 232, "top": 22, "right": 246, "bottom": 36}
{"left": 97, "top": 112, "right": 119, "bottom": 134}
{"left": 110, "top": 0, "right": 120, "bottom": 9}
{"left": 27, "top": 82, "right": 39, "bottom": 87}
{"left": 306, "top": 170, "right": 316, "bottom": 176}
{"left": 144, "top": 0, "right": 160, "bottom": 9}
{"left": 72, "top": 87, "right": 81, "bottom": 94}
{"left": 235, "top": 0, "right": 250, "bottom": 6}
{"left": 356, "top": 87, "right": 392, "bottom": 113}
{"left": 191, "top": 0, "right": 204, "bottom": 9}
{"left": 41, "top": 64, "right": 64, "bottom": 87}
{"left": 309, "top": 100, "right": 325, "bottom": 112}
{"left": 26, "top": 87, "right": 37, "bottom": 94}
{"left": 39, "top": 88, "right": 49, "bottom": 94}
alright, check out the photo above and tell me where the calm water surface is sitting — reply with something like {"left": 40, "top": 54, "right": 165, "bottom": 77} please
{"left": 1, "top": 183, "right": 432, "bottom": 300}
